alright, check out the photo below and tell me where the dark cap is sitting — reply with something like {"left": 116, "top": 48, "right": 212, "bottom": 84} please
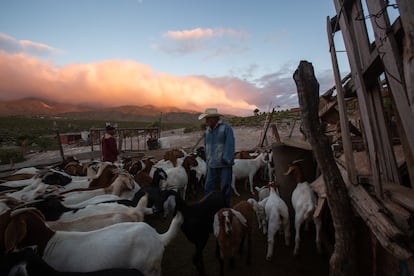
{"left": 106, "top": 125, "right": 115, "bottom": 131}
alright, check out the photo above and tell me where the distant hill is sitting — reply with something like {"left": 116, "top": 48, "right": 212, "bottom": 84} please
{"left": 0, "top": 98, "right": 92, "bottom": 116}
{"left": 0, "top": 98, "right": 200, "bottom": 123}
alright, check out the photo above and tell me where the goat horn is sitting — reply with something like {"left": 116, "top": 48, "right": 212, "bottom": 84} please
{"left": 283, "top": 166, "right": 295, "bottom": 176}
{"left": 10, "top": 207, "right": 41, "bottom": 216}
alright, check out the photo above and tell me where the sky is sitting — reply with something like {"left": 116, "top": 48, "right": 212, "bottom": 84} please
{"left": 0, "top": 0, "right": 350, "bottom": 117}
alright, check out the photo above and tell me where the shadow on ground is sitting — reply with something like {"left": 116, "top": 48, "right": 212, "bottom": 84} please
{"left": 146, "top": 178, "right": 330, "bottom": 276}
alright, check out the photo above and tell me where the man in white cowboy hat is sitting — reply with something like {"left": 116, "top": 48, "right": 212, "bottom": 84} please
{"left": 199, "top": 108, "right": 235, "bottom": 207}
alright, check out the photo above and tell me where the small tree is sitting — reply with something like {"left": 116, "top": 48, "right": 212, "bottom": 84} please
{"left": 253, "top": 108, "right": 260, "bottom": 116}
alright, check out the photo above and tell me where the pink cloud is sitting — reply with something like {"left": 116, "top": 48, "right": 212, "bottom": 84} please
{"left": 163, "top": 27, "right": 248, "bottom": 41}
{"left": 0, "top": 51, "right": 257, "bottom": 116}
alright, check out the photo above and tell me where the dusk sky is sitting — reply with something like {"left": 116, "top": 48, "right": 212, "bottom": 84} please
{"left": 0, "top": 0, "right": 351, "bottom": 116}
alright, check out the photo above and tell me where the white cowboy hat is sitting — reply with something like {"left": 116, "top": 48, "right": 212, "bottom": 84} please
{"left": 198, "top": 108, "right": 221, "bottom": 120}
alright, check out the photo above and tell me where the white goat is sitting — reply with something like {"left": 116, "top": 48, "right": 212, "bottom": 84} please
{"left": 12, "top": 167, "right": 40, "bottom": 175}
{"left": 255, "top": 185, "right": 270, "bottom": 201}
{"left": 5, "top": 208, "right": 184, "bottom": 276}
{"left": 58, "top": 200, "right": 153, "bottom": 222}
{"left": 232, "top": 151, "right": 269, "bottom": 196}
{"left": 247, "top": 198, "right": 266, "bottom": 233}
{"left": 248, "top": 182, "right": 290, "bottom": 261}
{"left": 60, "top": 172, "right": 138, "bottom": 205}
{"left": 63, "top": 194, "right": 124, "bottom": 209}
{"left": 161, "top": 155, "right": 198, "bottom": 200}
{"left": 0, "top": 177, "right": 37, "bottom": 189}
{"left": 58, "top": 176, "right": 90, "bottom": 191}
{"left": 263, "top": 184, "right": 290, "bottom": 260}
{"left": 284, "top": 162, "right": 322, "bottom": 256}
{"left": 6, "top": 180, "right": 59, "bottom": 201}
{"left": 46, "top": 194, "right": 151, "bottom": 231}
{"left": 3, "top": 247, "right": 143, "bottom": 276}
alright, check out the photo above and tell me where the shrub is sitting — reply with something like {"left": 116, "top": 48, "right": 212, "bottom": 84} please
{"left": 0, "top": 148, "right": 25, "bottom": 165}
{"left": 32, "top": 136, "right": 59, "bottom": 151}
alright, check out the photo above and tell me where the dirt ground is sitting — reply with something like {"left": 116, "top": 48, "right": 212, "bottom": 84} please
{"left": 146, "top": 177, "right": 330, "bottom": 276}
{"left": 140, "top": 126, "right": 329, "bottom": 276}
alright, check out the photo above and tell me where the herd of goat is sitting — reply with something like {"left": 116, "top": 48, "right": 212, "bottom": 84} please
{"left": 0, "top": 146, "right": 322, "bottom": 276}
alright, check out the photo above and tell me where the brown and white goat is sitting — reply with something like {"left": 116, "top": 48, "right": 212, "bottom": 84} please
{"left": 87, "top": 162, "right": 120, "bottom": 189}
{"left": 213, "top": 200, "right": 255, "bottom": 276}
{"left": 163, "top": 148, "right": 185, "bottom": 167}
{"left": 54, "top": 156, "right": 88, "bottom": 176}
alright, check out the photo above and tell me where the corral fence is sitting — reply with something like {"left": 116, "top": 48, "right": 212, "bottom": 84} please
{"left": 89, "top": 127, "right": 161, "bottom": 157}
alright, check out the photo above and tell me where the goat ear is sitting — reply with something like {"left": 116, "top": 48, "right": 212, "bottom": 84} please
{"left": 4, "top": 216, "right": 27, "bottom": 252}
{"left": 213, "top": 213, "right": 220, "bottom": 237}
{"left": 230, "top": 209, "right": 247, "bottom": 227}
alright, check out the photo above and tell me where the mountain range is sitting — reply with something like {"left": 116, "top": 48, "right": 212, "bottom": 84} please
{"left": 0, "top": 98, "right": 202, "bottom": 123}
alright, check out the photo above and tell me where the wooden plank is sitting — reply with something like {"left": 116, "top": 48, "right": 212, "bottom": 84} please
{"left": 366, "top": 0, "right": 414, "bottom": 158}
{"left": 383, "top": 182, "right": 414, "bottom": 212}
{"left": 337, "top": 145, "right": 406, "bottom": 179}
{"left": 310, "top": 174, "right": 327, "bottom": 198}
{"left": 336, "top": 162, "right": 412, "bottom": 259}
{"left": 382, "top": 199, "right": 414, "bottom": 235}
{"left": 370, "top": 84, "right": 401, "bottom": 185}
{"left": 327, "top": 15, "right": 357, "bottom": 184}
{"left": 352, "top": 0, "right": 372, "bottom": 69}
{"left": 258, "top": 108, "right": 275, "bottom": 148}
{"left": 333, "top": 0, "right": 383, "bottom": 198}
{"left": 396, "top": 0, "right": 414, "bottom": 111}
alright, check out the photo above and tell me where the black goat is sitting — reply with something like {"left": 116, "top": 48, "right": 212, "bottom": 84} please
{"left": 27, "top": 194, "right": 76, "bottom": 221}
{"left": 163, "top": 189, "right": 226, "bottom": 275}
{"left": 116, "top": 167, "right": 167, "bottom": 213}
{"left": 41, "top": 169, "right": 72, "bottom": 186}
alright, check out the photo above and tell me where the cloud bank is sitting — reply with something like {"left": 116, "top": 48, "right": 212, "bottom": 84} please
{"left": 0, "top": 32, "right": 335, "bottom": 117}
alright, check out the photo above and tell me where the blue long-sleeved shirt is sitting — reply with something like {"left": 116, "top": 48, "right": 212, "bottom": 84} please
{"left": 204, "top": 121, "right": 235, "bottom": 168}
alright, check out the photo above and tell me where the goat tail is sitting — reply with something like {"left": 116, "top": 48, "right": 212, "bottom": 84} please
{"left": 304, "top": 203, "right": 315, "bottom": 220}
{"left": 160, "top": 211, "right": 184, "bottom": 246}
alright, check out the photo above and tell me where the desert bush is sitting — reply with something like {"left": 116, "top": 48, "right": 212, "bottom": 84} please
{"left": 0, "top": 148, "right": 25, "bottom": 165}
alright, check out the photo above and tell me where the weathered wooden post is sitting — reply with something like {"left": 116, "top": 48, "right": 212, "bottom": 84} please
{"left": 55, "top": 128, "right": 65, "bottom": 161}
{"left": 293, "top": 60, "right": 356, "bottom": 276}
